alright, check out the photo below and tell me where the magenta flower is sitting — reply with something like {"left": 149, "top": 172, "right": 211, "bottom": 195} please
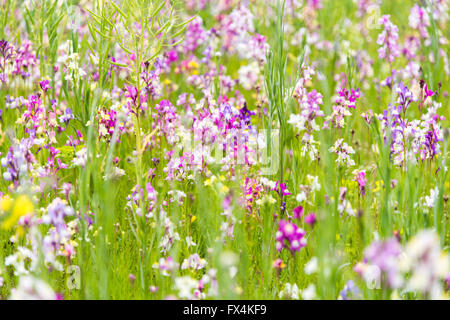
{"left": 304, "top": 213, "right": 317, "bottom": 226}
{"left": 354, "top": 170, "right": 367, "bottom": 195}
{"left": 39, "top": 79, "right": 52, "bottom": 93}
{"left": 275, "top": 220, "right": 307, "bottom": 253}
{"left": 293, "top": 206, "right": 304, "bottom": 219}
{"left": 274, "top": 181, "right": 291, "bottom": 196}
{"left": 338, "top": 86, "right": 361, "bottom": 109}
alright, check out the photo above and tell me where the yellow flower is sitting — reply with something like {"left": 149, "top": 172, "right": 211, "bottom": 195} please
{"left": 0, "top": 195, "right": 13, "bottom": 212}
{"left": 204, "top": 175, "right": 217, "bottom": 186}
{"left": 15, "top": 226, "right": 26, "bottom": 239}
{"left": 187, "top": 60, "right": 200, "bottom": 75}
{"left": 1, "top": 194, "right": 34, "bottom": 230}
{"left": 373, "top": 180, "right": 384, "bottom": 193}
{"left": 13, "top": 195, "right": 34, "bottom": 217}
{"left": 188, "top": 60, "right": 199, "bottom": 69}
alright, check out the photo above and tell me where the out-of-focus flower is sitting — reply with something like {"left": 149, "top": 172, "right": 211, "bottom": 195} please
{"left": 304, "top": 257, "right": 318, "bottom": 275}
{"left": 9, "top": 276, "right": 56, "bottom": 300}
{"left": 338, "top": 280, "right": 362, "bottom": 300}
{"left": 293, "top": 206, "right": 304, "bottom": 219}
{"left": 399, "top": 230, "right": 449, "bottom": 299}
{"left": 354, "top": 170, "right": 367, "bottom": 195}
{"left": 181, "top": 253, "right": 207, "bottom": 271}
{"left": 279, "top": 282, "right": 300, "bottom": 300}
{"left": 363, "top": 237, "right": 403, "bottom": 289}
{"left": 302, "top": 284, "right": 317, "bottom": 300}
{"left": 304, "top": 213, "right": 317, "bottom": 226}
{"left": 275, "top": 220, "right": 307, "bottom": 253}
{"left": 174, "top": 276, "right": 198, "bottom": 299}
{"left": 39, "top": 79, "right": 52, "bottom": 93}
{"left": 1, "top": 194, "right": 34, "bottom": 230}
{"left": 272, "top": 258, "right": 286, "bottom": 270}
{"left": 409, "top": 4, "right": 430, "bottom": 40}
{"left": 377, "top": 15, "right": 400, "bottom": 63}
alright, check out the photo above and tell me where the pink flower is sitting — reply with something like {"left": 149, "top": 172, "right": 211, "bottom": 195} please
{"left": 377, "top": 15, "right": 400, "bottom": 63}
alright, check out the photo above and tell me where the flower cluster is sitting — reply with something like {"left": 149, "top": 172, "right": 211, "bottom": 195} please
{"left": 377, "top": 15, "right": 400, "bottom": 63}
{"left": 329, "top": 139, "right": 356, "bottom": 167}
{"left": 275, "top": 220, "right": 307, "bottom": 254}
{"left": 288, "top": 63, "right": 324, "bottom": 161}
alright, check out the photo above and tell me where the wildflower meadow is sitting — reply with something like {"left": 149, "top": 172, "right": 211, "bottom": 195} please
{"left": 0, "top": 0, "right": 449, "bottom": 301}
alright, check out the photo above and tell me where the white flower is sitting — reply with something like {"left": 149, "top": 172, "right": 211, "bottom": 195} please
{"left": 296, "top": 191, "right": 307, "bottom": 202}
{"left": 237, "top": 61, "right": 260, "bottom": 90}
{"left": 279, "top": 283, "right": 300, "bottom": 300}
{"left": 174, "top": 276, "right": 198, "bottom": 299}
{"left": 103, "top": 167, "right": 125, "bottom": 180}
{"left": 181, "top": 254, "right": 207, "bottom": 271}
{"left": 186, "top": 236, "right": 196, "bottom": 248}
{"left": 307, "top": 175, "right": 321, "bottom": 192}
{"left": 304, "top": 257, "right": 318, "bottom": 275}
{"left": 302, "top": 284, "right": 317, "bottom": 300}
{"left": 72, "top": 148, "right": 87, "bottom": 167}
{"left": 9, "top": 276, "right": 56, "bottom": 300}
{"left": 219, "top": 251, "right": 238, "bottom": 267}
{"left": 400, "top": 230, "right": 449, "bottom": 299}
{"left": 423, "top": 187, "right": 439, "bottom": 208}
{"left": 229, "top": 266, "right": 238, "bottom": 278}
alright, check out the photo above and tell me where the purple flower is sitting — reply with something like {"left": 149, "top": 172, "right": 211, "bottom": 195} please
{"left": 364, "top": 238, "right": 402, "bottom": 288}
{"left": 339, "top": 280, "right": 362, "bottom": 300}
{"left": 43, "top": 198, "right": 75, "bottom": 235}
{"left": 59, "top": 108, "right": 74, "bottom": 124}
{"left": 0, "top": 39, "right": 13, "bottom": 58}
{"left": 396, "top": 81, "right": 415, "bottom": 112}
{"left": 0, "top": 39, "right": 14, "bottom": 83}
{"left": 1, "top": 138, "right": 35, "bottom": 186}
{"left": 409, "top": 4, "right": 429, "bottom": 40}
